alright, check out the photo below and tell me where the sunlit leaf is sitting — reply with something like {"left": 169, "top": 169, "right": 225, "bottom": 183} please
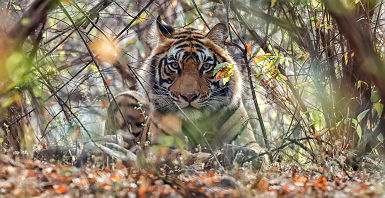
{"left": 356, "top": 80, "right": 368, "bottom": 89}
{"left": 357, "top": 109, "right": 369, "bottom": 122}
{"left": 13, "top": 4, "right": 21, "bottom": 11}
{"left": 222, "top": 77, "right": 230, "bottom": 85}
{"left": 344, "top": 52, "right": 348, "bottom": 65}
{"left": 213, "top": 62, "right": 234, "bottom": 85}
{"left": 89, "top": 38, "right": 121, "bottom": 64}
{"left": 271, "top": 0, "right": 277, "bottom": 7}
{"left": 375, "top": 102, "right": 383, "bottom": 116}
{"left": 253, "top": 53, "right": 271, "bottom": 64}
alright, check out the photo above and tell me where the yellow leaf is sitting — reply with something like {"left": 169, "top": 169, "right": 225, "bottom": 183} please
{"left": 124, "top": 39, "right": 136, "bottom": 47}
{"left": 344, "top": 52, "right": 348, "bottom": 65}
{"left": 13, "top": 4, "right": 21, "bottom": 11}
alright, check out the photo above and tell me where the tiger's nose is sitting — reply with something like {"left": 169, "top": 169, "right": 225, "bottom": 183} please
{"left": 180, "top": 93, "right": 199, "bottom": 102}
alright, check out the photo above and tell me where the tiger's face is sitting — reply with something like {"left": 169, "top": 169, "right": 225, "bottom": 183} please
{"left": 143, "top": 18, "right": 242, "bottom": 118}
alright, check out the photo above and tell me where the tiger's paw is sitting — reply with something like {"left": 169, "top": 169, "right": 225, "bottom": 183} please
{"left": 104, "top": 91, "right": 149, "bottom": 148}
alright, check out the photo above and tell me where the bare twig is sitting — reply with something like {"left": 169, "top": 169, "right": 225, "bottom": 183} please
{"left": 191, "top": 0, "right": 210, "bottom": 30}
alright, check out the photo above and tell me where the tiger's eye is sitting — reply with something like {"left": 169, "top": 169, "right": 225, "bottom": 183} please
{"left": 169, "top": 62, "right": 179, "bottom": 70}
{"left": 202, "top": 63, "right": 213, "bottom": 71}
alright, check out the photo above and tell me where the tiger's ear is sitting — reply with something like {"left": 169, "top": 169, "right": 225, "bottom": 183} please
{"left": 156, "top": 16, "right": 175, "bottom": 42}
{"left": 206, "top": 23, "right": 228, "bottom": 46}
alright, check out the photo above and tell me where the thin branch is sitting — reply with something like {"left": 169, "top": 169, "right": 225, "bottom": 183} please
{"left": 191, "top": 0, "right": 210, "bottom": 30}
{"left": 113, "top": 0, "right": 155, "bottom": 41}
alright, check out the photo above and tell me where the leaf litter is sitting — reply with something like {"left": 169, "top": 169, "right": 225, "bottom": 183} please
{"left": 0, "top": 154, "right": 385, "bottom": 197}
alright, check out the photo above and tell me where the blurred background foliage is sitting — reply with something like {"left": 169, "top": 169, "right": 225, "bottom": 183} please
{"left": 1, "top": 0, "right": 385, "bottom": 170}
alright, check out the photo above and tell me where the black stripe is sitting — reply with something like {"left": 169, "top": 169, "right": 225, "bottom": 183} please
{"left": 173, "top": 31, "right": 192, "bottom": 36}
{"left": 173, "top": 37, "right": 204, "bottom": 45}
{"left": 173, "top": 30, "right": 203, "bottom": 36}
{"left": 192, "top": 36, "right": 204, "bottom": 39}
{"left": 196, "top": 48, "right": 205, "bottom": 54}
{"left": 150, "top": 56, "right": 158, "bottom": 88}
{"left": 175, "top": 43, "right": 204, "bottom": 49}
{"left": 158, "top": 57, "right": 172, "bottom": 85}
{"left": 155, "top": 48, "right": 170, "bottom": 56}
{"left": 181, "top": 52, "right": 200, "bottom": 64}
{"left": 151, "top": 121, "right": 172, "bottom": 136}
{"left": 173, "top": 36, "right": 188, "bottom": 40}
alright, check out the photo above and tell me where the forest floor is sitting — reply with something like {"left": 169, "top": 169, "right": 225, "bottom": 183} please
{"left": 0, "top": 154, "right": 384, "bottom": 198}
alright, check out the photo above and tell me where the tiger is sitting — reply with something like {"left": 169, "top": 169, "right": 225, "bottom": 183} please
{"left": 105, "top": 17, "right": 267, "bottom": 168}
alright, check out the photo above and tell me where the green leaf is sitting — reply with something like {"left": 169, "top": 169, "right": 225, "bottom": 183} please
{"left": 370, "top": 90, "right": 380, "bottom": 103}
{"left": 375, "top": 102, "right": 383, "bottom": 116}
{"left": 264, "top": 56, "right": 279, "bottom": 69}
{"left": 311, "top": 110, "right": 325, "bottom": 130}
{"left": 21, "top": 18, "right": 30, "bottom": 25}
{"left": 213, "top": 62, "right": 230, "bottom": 75}
{"left": 378, "top": 133, "right": 384, "bottom": 143}
{"left": 356, "top": 125, "right": 362, "bottom": 140}
{"left": 357, "top": 109, "right": 370, "bottom": 122}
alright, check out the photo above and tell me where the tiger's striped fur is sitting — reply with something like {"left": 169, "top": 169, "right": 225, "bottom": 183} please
{"left": 106, "top": 17, "right": 265, "bottom": 159}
